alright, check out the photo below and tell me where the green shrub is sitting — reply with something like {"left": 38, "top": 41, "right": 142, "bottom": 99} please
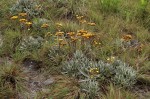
{"left": 47, "top": 0, "right": 88, "bottom": 18}
{"left": 0, "top": 63, "right": 26, "bottom": 98}
{"left": 136, "top": 0, "right": 150, "bottom": 28}
{"left": 98, "top": 0, "right": 121, "bottom": 13}
{"left": 101, "top": 84, "right": 137, "bottom": 99}
{"left": 0, "top": 30, "right": 21, "bottom": 55}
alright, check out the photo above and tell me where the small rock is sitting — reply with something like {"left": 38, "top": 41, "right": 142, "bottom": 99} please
{"left": 43, "top": 78, "right": 54, "bottom": 85}
{"left": 42, "top": 89, "right": 50, "bottom": 94}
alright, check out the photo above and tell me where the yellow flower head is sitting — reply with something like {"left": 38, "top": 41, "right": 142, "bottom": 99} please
{"left": 67, "top": 32, "right": 75, "bottom": 36}
{"left": 107, "top": 56, "right": 116, "bottom": 63}
{"left": 71, "top": 37, "right": 78, "bottom": 42}
{"left": 19, "top": 13, "right": 27, "bottom": 17}
{"left": 55, "top": 32, "right": 64, "bottom": 36}
{"left": 122, "top": 34, "right": 132, "bottom": 41}
{"left": 89, "top": 68, "right": 99, "bottom": 75}
{"left": 137, "top": 43, "right": 144, "bottom": 52}
{"left": 76, "top": 15, "right": 84, "bottom": 20}
{"left": 19, "top": 19, "right": 27, "bottom": 23}
{"left": 25, "top": 22, "right": 32, "bottom": 26}
{"left": 94, "top": 40, "right": 101, "bottom": 45}
{"left": 77, "top": 33, "right": 82, "bottom": 36}
{"left": 60, "top": 41, "right": 67, "bottom": 46}
{"left": 58, "top": 39, "right": 63, "bottom": 43}
{"left": 56, "top": 23, "right": 63, "bottom": 27}
{"left": 10, "top": 16, "right": 18, "bottom": 20}
{"left": 35, "top": 5, "right": 41, "bottom": 9}
{"left": 77, "top": 29, "right": 88, "bottom": 34}
{"left": 41, "top": 23, "right": 49, "bottom": 28}
{"left": 87, "top": 22, "right": 96, "bottom": 26}
{"left": 79, "top": 19, "right": 87, "bottom": 24}
{"left": 82, "top": 32, "right": 95, "bottom": 39}
{"left": 45, "top": 32, "right": 52, "bottom": 37}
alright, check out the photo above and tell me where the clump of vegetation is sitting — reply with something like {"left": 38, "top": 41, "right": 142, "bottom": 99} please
{"left": 47, "top": 0, "right": 88, "bottom": 18}
{"left": 98, "top": 0, "right": 121, "bottom": 13}
{"left": 0, "top": 63, "right": 26, "bottom": 98}
{"left": 63, "top": 51, "right": 137, "bottom": 98}
{"left": 19, "top": 36, "right": 43, "bottom": 51}
{"left": 10, "top": 0, "right": 43, "bottom": 17}
{"left": 101, "top": 84, "right": 137, "bottom": 99}
{"left": 0, "top": 0, "right": 150, "bottom": 98}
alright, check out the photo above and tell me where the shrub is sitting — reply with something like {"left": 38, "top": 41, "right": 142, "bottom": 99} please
{"left": 10, "top": 0, "right": 43, "bottom": 17}
{"left": 63, "top": 50, "right": 137, "bottom": 97}
{"left": 47, "top": 0, "right": 88, "bottom": 18}
{"left": 0, "top": 30, "right": 21, "bottom": 55}
{"left": 19, "top": 36, "right": 43, "bottom": 51}
{"left": 98, "top": 0, "right": 121, "bottom": 13}
{"left": 101, "top": 84, "right": 137, "bottom": 99}
{"left": 0, "top": 63, "right": 26, "bottom": 98}
{"left": 112, "top": 60, "right": 137, "bottom": 88}
{"left": 80, "top": 80, "right": 99, "bottom": 99}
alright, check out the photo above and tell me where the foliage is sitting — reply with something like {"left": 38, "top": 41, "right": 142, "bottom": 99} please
{"left": 10, "top": 0, "right": 43, "bottom": 17}
{"left": 80, "top": 80, "right": 99, "bottom": 99}
{"left": 0, "top": 30, "right": 21, "bottom": 55}
{"left": 1, "top": 0, "right": 150, "bottom": 98}
{"left": 112, "top": 60, "right": 137, "bottom": 87}
{"left": 0, "top": 63, "right": 26, "bottom": 98}
{"left": 46, "top": 0, "right": 88, "bottom": 18}
{"left": 19, "top": 36, "right": 43, "bottom": 51}
{"left": 101, "top": 84, "right": 137, "bottom": 99}
{"left": 98, "top": 0, "right": 121, "bottom": 13}
{"left": 63, "top": 50, "right": 137, "bottom": 97}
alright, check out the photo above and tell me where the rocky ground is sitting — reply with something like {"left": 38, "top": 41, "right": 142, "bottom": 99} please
{"left": 0, "top": 57, "right": 150, "bottom": 99}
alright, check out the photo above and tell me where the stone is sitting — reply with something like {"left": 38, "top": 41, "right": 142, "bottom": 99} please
{"left": 43, "top": 78, "right": 54, "bottom": 85}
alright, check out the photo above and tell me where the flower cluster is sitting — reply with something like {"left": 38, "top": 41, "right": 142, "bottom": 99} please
{"left": 10, "top": 13, "right": 32, "bottom": 29}
{"left": 121, "top": 34, "right": 132, "bottom": 41}
{"left": 89, "top": 68, "right": 99, "bottom": 78}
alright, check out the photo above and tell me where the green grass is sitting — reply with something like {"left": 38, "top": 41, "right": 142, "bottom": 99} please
{"left": 0, "top": 0, "right": 150, "bottom": 98}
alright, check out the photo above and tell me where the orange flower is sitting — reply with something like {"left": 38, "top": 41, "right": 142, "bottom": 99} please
{"left": 77, "top": 33, "right": 82, "bottom": 36}
{"left": 87, "top": 22, "right": 96, "bottom": 26}
{"left": 76, "top": 15, "right": 84, "bottom": 20}
{"left": 67, "top": 32, "right": 75, "bottom": 36}
{"left": 58, "top": 39, "right": 64, "bottom": 43}
{"left": 55, "top": 32, "right": 64, "bottom": 36}
{"left": 45, "top": 32, "right": 52, "bottom": 37}
{"left": 79, "top": 19, "right": 87, "bottom": 24}
{"left": 137, "top": 44, "right": 144, "bottom": 52}
{"left": 19, "top": 13, "right": 27, "bottom": 17}
{"left": 122, "top": 35, "right": 132, "bottom": 41}
{"left": 41, "top": 23, "right": 49, "bottom": 28}
{"left": 71, "top": 37, "right": 78, "bottom": 42}
{"left": 19, "top": 19, "right": 27, "bottom": 23}
{"left": 10, "top": 16, "right": 18, "bottom": 20}
{"left": 60, "top": 41, "right": 67, "bottom": 46}
{"left": 77, "top": 29, "right": 88, "bottom": 34}
{"left": 56, "top": 23, "right": 63, "bottom": 27}
{"left": 82, "top": 33, "right": 95, "bottom": 39}
{"left": 25, "top": 22, "right": 32, "bottom": 26}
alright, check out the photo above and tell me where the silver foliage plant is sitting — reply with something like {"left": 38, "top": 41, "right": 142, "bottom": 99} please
{"left": 19, "top": 36, "right": 43, "bottom": 51}
{"left": 112, "top": 60, "right": 137, "bottom": 87}
{"left": 63, "top": 50, "right": 137, "bottom": 92}
{"left": 10, "top": 0, "right": 43, "bottom": 17}
{"left": 80, "top": 80, "right": 99, "bottom": 99}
